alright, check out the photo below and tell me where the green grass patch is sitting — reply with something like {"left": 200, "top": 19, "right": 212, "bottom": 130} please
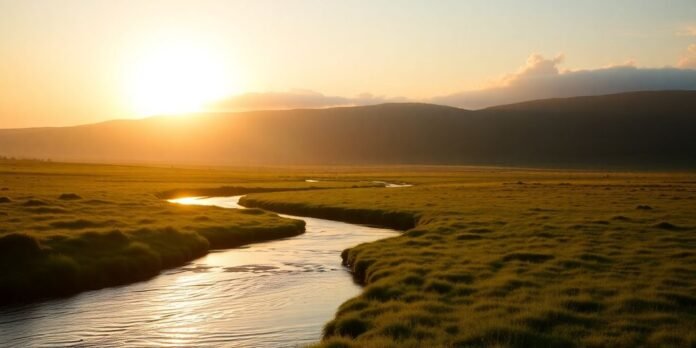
{"left": 0, "top": 160, "right": 375, "bottom": 304}
{"left": 242, "top": 170, "right": 696, "bottom": 347}
{"left": 3, "top": 159, "right": 695, "bottom": 346}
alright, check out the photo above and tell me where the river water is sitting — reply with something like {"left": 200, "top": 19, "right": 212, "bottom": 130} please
{"left": 0, "top": 196, "right": 399, "bottom": 347}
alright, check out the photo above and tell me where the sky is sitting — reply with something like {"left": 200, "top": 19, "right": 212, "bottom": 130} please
{"left": 1, "top": 0, "right": 696, "bottom": 128}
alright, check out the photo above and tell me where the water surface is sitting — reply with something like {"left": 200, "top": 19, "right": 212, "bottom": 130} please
{"left": 0, "top": 196, "right": 399, "bottom": 347}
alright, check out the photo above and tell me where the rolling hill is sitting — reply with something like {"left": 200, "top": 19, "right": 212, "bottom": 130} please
{"left": 1, "top": 91, "right": 695, "bottom": 168}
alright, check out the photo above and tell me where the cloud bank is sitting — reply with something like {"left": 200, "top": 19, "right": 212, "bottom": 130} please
{"left": 430, "top": 54, "right": 696, "bottom": 109}
{"left": 678, "top": 44, "right": 696, "bottom": 68}
{"left": 211, "top": 51, "right": 696, "bottom": 112}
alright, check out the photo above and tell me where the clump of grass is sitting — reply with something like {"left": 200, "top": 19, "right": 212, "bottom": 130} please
{"left": 0, "top": 196, "right": 11, "bottom": 203}
{"left": 501, "top": 252, "right": 554, "bottom": 263}
{"left": 653, "top": 221, "right": 687, "bottom": 231}
{"left": 578, "top": 253, "right": 611, "bottom": 263}
{"left": 23, "top": 199, "right": 49, "bottom": 207}
{"left": 562, "top": 299, "right": 605, "bottom": 313}
{"left": 364, "top": 284, "right": 402, "bottom": 302}
{"left": 195, "top": 219, "right": 305, "bottom": 249}
{"left": 0, "top": 215, "right": 306, "bottom": 303}
{"left": 58, "top": 193, "right": 82, "bottom": 200}
{"left": 0, "top": 233, "right": 44, "bottom": 260}
{"left": 424, "top": 280, "right": 453, "bottom": 294}
{"left": 324, "top": 314, "right": 371, "bottom": 338}
{"left": 454, "top": 326, "right": 576, "bottom": 347}
{"left": 49, "top": 219, "right": 114, "bottom": 229}
{"left": 456, "top": 233, "right": 483, "bottom": 240}
{"left": 26, "top": 207, "right": 69, "bottom": 214}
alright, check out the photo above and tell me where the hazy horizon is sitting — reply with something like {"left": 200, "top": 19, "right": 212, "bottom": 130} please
{"left": 2, "top": 0, "right": 696, "bottom": 128}
{"left": 0, "top": 89, "right": 692, "bottom": 131}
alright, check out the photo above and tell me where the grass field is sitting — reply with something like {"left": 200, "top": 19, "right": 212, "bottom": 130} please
{"left": 241, "top": 170, "right": 696, "bottom": 347}
{"left": 0, "top": 159, "right": 376, "bottom": 304}
{"left": 2, "top": 160, "right": 695, "bottom": 347}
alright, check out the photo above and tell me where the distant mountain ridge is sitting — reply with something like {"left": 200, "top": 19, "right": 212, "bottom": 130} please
{"left": 1, "top": 91, "right": 695, "bottom": 168}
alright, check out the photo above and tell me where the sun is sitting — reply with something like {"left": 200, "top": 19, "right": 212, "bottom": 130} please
{"left": 126, "top": 41, "right": 233, "bottom": 116}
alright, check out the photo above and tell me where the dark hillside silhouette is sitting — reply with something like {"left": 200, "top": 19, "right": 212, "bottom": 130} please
{"left": 0, "top": 91, "right": 694, "bottom": 168}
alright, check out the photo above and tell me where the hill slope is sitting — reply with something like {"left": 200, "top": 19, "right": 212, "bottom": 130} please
{"left": 1, "top": 91, "right": 695, "bottom": 168}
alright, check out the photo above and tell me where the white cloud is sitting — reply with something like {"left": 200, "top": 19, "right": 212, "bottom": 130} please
{"left": 498, "top": 53, "right": 565, "bottom": 86}
{"left": 211, "top": 50, "right": 696, "bottom": 112}
{"left": 429, "top": 53, "right": 696, "bottom": 109}
{"left": 677, "top": 44, "right": 696, "bottom": 68}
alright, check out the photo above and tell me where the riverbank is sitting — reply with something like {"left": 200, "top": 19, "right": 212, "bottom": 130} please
{"left": 240, "top": 195, "right": 418, "bottom": 231}
{"left": 0, "top": 199, "right": 306, "bottom": 304}
{"left": 0, "top": 160, "right": 373, "bottom": 305}
{"left": 241, "top": 172, "right": 696, "bottom": 347}
{"left": 0, "top": 196, "right": 400, "bottom": 347}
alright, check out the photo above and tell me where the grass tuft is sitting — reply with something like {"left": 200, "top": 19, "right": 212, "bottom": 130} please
{"left": 0, "top": 233, "right": 44, "bottom": 261}
{"left": 653, "top": 221, "right": 687, "bottom": 231}
{"left": 23, "top": 199, "right": 49, "bottom": 207}
{"left": 328, "top": 315, "right": 371, "bottom": 339}
{"left": 502, "top": 252, "right": 554, "bottom": 263}
{"left": 58, "top": 193, "right": 82, "bottom": 200}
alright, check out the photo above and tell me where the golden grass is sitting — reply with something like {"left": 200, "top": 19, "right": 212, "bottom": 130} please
{"left": 0, "top": 159, "right": 374, "bottom": 304}
{"left": 3, "top": 159, "right": 695, "bottom": 346}
{"left": 242, "top": 170, "right": 696, "bottom": 347}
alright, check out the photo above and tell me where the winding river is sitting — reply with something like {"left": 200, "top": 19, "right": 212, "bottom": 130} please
{"left": 0, "top": 195, "right": 399, "bottom": 347}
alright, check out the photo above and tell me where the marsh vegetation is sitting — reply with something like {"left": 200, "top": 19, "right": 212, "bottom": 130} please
{"left": 1, "top": 160, "right": 694, "bottom": 347}
{"left": 0, "top": 160, "right": 374, "bottom": 303}
{"left": 0, "top": 195, "right": 399, "bottom": 347}
{"left": 243, "top": 170, "right": 696, "bottom": 347}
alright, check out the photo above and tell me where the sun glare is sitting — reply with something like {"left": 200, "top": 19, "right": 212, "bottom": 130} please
{"left": 126, "top": 41, "right": 233, "bottom": 116}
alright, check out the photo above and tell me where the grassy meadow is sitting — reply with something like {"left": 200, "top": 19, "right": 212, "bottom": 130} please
{"left": 241, "top": 170, "right": 696, "bottom": 347}
{"left": 0, "top": 159, "right": 377, "bottom": 304}
{"left": 2, "top": 160, "right": 695, "bottom": 347}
